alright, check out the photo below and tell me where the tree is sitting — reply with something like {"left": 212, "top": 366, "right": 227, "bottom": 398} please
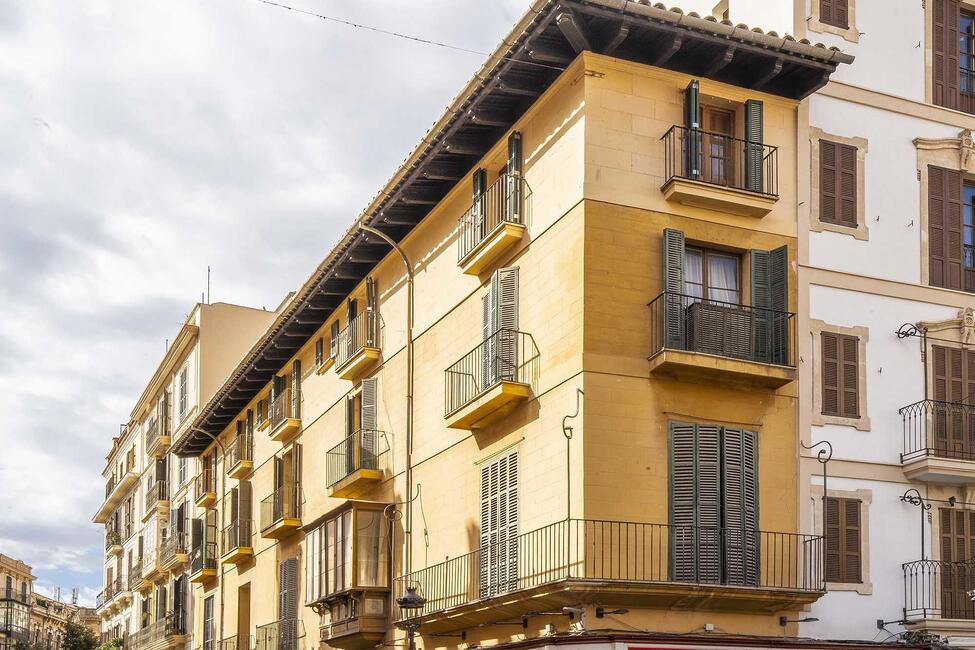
{"left": 62, "top": 621, "right": 98, "bottom": 650}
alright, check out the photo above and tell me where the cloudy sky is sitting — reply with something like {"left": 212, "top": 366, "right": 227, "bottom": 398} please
{"left": 0, "top": 0, "right": 526, "bottom": 605}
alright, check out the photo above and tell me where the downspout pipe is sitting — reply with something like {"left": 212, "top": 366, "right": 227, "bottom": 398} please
{"left": 359, "top": 226, "right": 415, "bottom": 577}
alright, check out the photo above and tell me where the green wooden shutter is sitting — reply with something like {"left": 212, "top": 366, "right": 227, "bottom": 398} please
{"left": 669, "top": 422, "right": 697, "bottom": 582}
{"left": 365, "top": 277, "right": 377, "bottom": 347}
{"left": 669, "top": 422, "right": 720, "bottom": 583}
{"left": 683, "top": 80, "right": 700, "bottom": 179}
{"left": 191, "top": 517, "right": 203, "bottom": 552}
{"left": 743, "top": 100, "right": 764, "bottom": 193}
{"left": 696, "top": 423, "right": 722, "bottom": 584}
{"left": 291, "top": 444, "right": 302, "bottom": 519}
{"left": 361, "top": 377, "right": 378, "bottom": 469}
{"left": 750, "top": 249, "right": 771, "bottom": 363}
{"left": 473, "top": 168, "right": 488, "bottom": 235}
{"left": 769, "top": 246, "right": 789, "bottom": 364}
{"left": 278, "top": 558, "right": 299, "bottom": 650}
{"left": 291, "top": 360, "right": 301, "bottom": 419}
{"left": 722, "top": 428, "right": 759, "bottom": 586}
{"left": 506, "top": 132, "right": 523, "bottom": 222}
{"left": 662, "top": 228, "right": 685, "bottom": 350}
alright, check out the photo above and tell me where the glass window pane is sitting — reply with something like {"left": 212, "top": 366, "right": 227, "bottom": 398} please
{"left": 342, "top": 512, "right": 353, "bottom": 592}
{"left": 356, "top": 510, "right": 389, "bottom": 588}
{"left": 683, "top": 249, "right": 703, "bottom": 298}
{"left": 707, "top": 254, "right": 739, "bottom": 303}
{"left": 325, "top": 520, "right": 336, "bottom": 596}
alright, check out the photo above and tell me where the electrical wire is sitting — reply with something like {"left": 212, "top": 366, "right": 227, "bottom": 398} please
{"left": 254, "top": 0, "right": 566, "bottom": 72}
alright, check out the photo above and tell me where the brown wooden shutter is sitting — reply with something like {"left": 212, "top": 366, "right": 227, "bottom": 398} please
{"left": 820, "top": 140, "right": 857, "bottom": 227}
{"left": 820, "top": 0, "right": 849, "bottom": 30}
{"left": 929, "top": 166, "right": 964, "bottom": 290}
{"left": 933, "top": 0, "right": 962, "bottom": 110}
{"left": 841, "top": 334, "right": 859, "bottom": 417}
{"left": 824, "top": 497, "right": 861, "bottom": 583}
{"left": 821, "top": 332, "right": 840, "bottom": 416}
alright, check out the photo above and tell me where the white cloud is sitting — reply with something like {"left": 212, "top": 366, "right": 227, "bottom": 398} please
{"left": 0, "top": 0, "right": 526, "bottom": 594}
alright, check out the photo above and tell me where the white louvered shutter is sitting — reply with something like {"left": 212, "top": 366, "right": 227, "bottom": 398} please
{"left": 496, "top": 267, "right": 519, "bottom": 382}
{"left": 479, "top": 450, "right": 519, "bottom": 598}
{"left": 360, "top": 378, "right": 378, "bottom": 469}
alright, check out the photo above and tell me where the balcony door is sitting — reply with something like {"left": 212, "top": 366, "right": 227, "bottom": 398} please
{"left": 701, "top": 106, "right": 735, "bottom": 187}
{"left": 940, "top": 508, "right": 975, "bottom": 619}
{"left": 932, "top": 345, "right": 975, "bottom": 460}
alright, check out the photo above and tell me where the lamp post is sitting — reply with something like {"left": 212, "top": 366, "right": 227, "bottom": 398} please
{"left": 396, "top": 585, "right": 426, "bottom": 650}
{"left": 901, "top": 488, "right": 932, "bottom": 559}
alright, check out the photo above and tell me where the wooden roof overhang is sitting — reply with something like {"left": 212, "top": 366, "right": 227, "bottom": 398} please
{"left": 173, "top": 0, "right": 853, "bottom": 456}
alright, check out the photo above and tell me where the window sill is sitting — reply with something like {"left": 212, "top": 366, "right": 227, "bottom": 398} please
{"left": 812, "top": 219, "right": 869, "bottom": 241}
{"left": 807, "top": 17, "right": 859, "bottom": 44}
{"left": 825, "top": 580, "right": 872, "bottom": 595}
{"left": 812, "top": 412, "right": 870, "bottom": 431}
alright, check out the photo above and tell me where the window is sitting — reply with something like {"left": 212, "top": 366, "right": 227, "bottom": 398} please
{"left": 820, "top": 0, "right": 849, "bottom": 29}
{"left": 315, "top": 338, "right": 324, "bottom": 369}
{"left": 479, "top": 450, "right": 519, "bottom": 597}
{"left": 825, "top": 497, "right": 861, "bottom": 583}
{"left": 305, "top": 505, "right": 389, "bottom": 604}
{"left": 821, "top": 331, "right": 859, "bottom": 418}
{"left": 683, "top": 247, "right": 740, "bottom": 303}
{"left": 819, "top": 140, "right": 857, "bottom": 227}
{"left": 931, "top": 345, "right": 975, "bottom": 458}
{"left": 933, "top": 2, "right": 975, "bottom": 113}
{"left": 481, "top": 267, "right": 519, "bottom": 387}
{"left": 963, "top": 11, "right": 975, "bottom": 97}
{"left": 927, "top": 166, "right": 975, "bottom": 291}
{"left": 178, "top": 367, "right": 189, "bottom": 421}
{"left": 202, "top": 596, "right": 214, "bottom": 650}
{"left": 670, "top": 421, "right": 758, "bottom": 586}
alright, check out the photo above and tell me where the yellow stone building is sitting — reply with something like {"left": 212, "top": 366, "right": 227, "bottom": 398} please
{"left": 159, "top": 3, "right": 903, "bottom": 650}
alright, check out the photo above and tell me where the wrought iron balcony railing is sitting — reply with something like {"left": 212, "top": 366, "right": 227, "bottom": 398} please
{"left": 161, "top": 533, "right": 188, "bottom": 566}
{"left": 900, "top": 399, "right": 975, "bottom": 463}
{"left": 393, "top": 518, "right": 823, "bottom": 619}
{"left": 0, "top": 588, "right": 30, "bottom": 604}
{"left": 190, "top": 538, "right": 217, "bottom": 576}
{"left": 269, "top": 388, "right": 299, "bottom": 432}
{"left": 260, "top": 485, "right": 300, "bottom": 531}
{"left": 457, "top": 173, "right": 530, "bottom": 262}
{"left": 145, "top": 415, "right": 168, "bottom": 452}
{"left": 226, "top": 432, "right": 253, "bottom": 473}
{"left": 221, "top": 636, "right": 250, "bottom": 650}
{"left": 904, "top": 559, "right": 975, "bottom": 621}
{"left": 444, "top": 328, "right": 539, "bottom": 417}
{"left": 661, "top": 125, "right": 778, "bottom": 196}
{"left": 334, "top": 311, "right": 380, "bottom": 370}
{"left": 128, "top": 561, "right": 143, "bottom": 591}
{"left": 648, "top": 291, "right": 795, "bottom": 367}
{"left": 146, "top": 481, "right": 169, "bottom": 511}
{"left": 194, "top": 472, "right": 216, "bottom": 498}
{"left": 105, "top": 529, "right": 122, "bottom": 551}
{"left": 255, "top": 619, "right": 301, "bottom": 650}
{"left": 223, "top": 519, "right": 253, "bottom": 553}
{"left": 325, "top": 430, "right": 387, "bottom": 487}
{"left": 128, "top": 611, "right": 185, "bottom": 650}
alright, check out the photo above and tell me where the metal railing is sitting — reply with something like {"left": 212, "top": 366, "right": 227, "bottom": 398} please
{"left": 255, "top": 620, "right": 301, "bottom": 650}
{"left": 661, "top": 125, "right": 778, "bottom": 196}
{"left": 901, "top": 399, "right": 975, "bottom": 463}
{"left": 269, "top": 388, "right": 299, "bottom": 432}
{"left": 221, "top": 636, "right": 249, "bottom": 650}
{"left": 223, "top": 519, "right": 253, "bottom": 554}
{"left": 105, "top": 529, "right": 122, "bottom": 550}
{"left": 334, "top": 311, "right": 380, "bottom": 369}
{"left": 444, "top": 328, "right": 539, "bottom": 417}
{"left": 128, "top": 611, "right": 185, "bottom": 650}
{"left": 0, "top": 588, "right": 30, "bottom": 604}
{"left": 226, "top": 432, "right": 253, "bottom": 474}
{"left": 146, "top": 481, "right": 169, "bottom": 511}
{"left": 97, "top": 577, "right": 125, "bottom": 607}
{"left": 457, "top": 173, "right": 531, "bottom": 261}
{"left": 161, "top": 532, "right": 188, "bottom": 566}
{"left": 648, "top": 291, "right": 795, "bottom": 367}
{"left": 393, "top": 518, "right": 823, "bottom": 619}
{"left": 127, "top": 561, "right": 143, "bottom": 591}
{"left": 904, "top": 559, "right": 975, "bottom": 620}
{"left": 105, "top": 475, "right": 118, "bottom": 499}
{"left": 260, "top": 485, "right": 300, "bottom": 531}
{"left": 325, "top": 430, "right": 387, "bottom": 487}
{"left": 145, "top": 417, "right": 167, "bottom": 452}
{"left": 190, "top": 537, "right": 217, "bottom": 576}
{"left": 194, "top": 471, "right": 216, "bottom": 499}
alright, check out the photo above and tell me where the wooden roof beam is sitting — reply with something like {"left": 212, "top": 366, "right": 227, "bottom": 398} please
{"left": 752, "top": 56, "right": 784, "bottom": 89}
{"left": 557, "top": 10, "right": 591, "bottom": 53}
{"left": 652, "top": 33, "right": 684, "bottom": 66}
{"left": 703, "top": 44, "right": 736, "bottom": 76}
{"left": 602, "top": 24, "right": 630, "bottom": 55}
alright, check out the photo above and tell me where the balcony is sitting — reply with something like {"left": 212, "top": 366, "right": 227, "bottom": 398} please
{"left": 127, "top": 612, "right": 187, "bottom": 650}
{"left": 194, "top": 472, "right": 217, "bottom": 509}
{"left": 94, "top": 453, "right": 139, "bottom": 524}
{"left": 444, "top": 329, "right": 539, "bottom": 430}
{"left": 145, "top": 417, "right": 170, "bottom": 459}
{"left": 268, "top": 389, "right": 301, "bottom": 443}
{"left": 95, "top": 577, "right": 125, "bottom": 612}
{"left": 189, "top": 539, "right": 217, "bottom": 584}
{"left": 220, "top": 636, "right": 245, "bottom": 650}
{"left": 144, "top": 481, "right": 170, "bottom": 521}
{"left": 393, "top": 519, "right": 824, "bottom": 633}
{"left": 160, "top": 533, "right": 189, "bottom": 572}
{"left": 128, "top": 560, "right": 149, "bottom": 593}
{"left": 255, "top": 619, "right": 302, "bottom": 650}
{"left": 226, "top": 433, "right": 253, "bottom": 479}
{"left": 901, "top": 400, "right": 975, "bottom": 483}
{"left": 647, "top": 292, "right": 796, "bottom": 388}
{"left": 0, "top": 588, "right": 30, "bottom": 605}
{"left": 326, "top": 430, "right": 388, "bottom": 499}
{"left": 333, "top": 312, "right": 380, "bottom": 381}
{"left": 142, "top": 552, "right": 163, "bottom": 581}
{"left": 105, "top": 530, "right": 123, "bottom": 556}
{"left": 903, "top": 560, "right": 975, "bottom": 638}
{"left": 260, "top": 486, "right": 301, "bottom": 540}
{"left": 457, "top": 173, "right": 529, "bottom": 275}
{"left": 221, "top": 519, "right": 254, "bottom": 565}
{"left": 660, "top": 125, "right": 778, "bottom": 217}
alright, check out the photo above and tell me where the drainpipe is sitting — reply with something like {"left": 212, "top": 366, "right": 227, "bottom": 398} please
{"left": 189, "top": 428, "right": 226, "bottom": 650}
{"left": 358, "top": 225, "right": 415, "bottom": 577}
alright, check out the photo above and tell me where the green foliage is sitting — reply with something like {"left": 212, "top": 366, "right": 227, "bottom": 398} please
{"left": 62, "top": 621, "right": 99, "bottom": 650}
